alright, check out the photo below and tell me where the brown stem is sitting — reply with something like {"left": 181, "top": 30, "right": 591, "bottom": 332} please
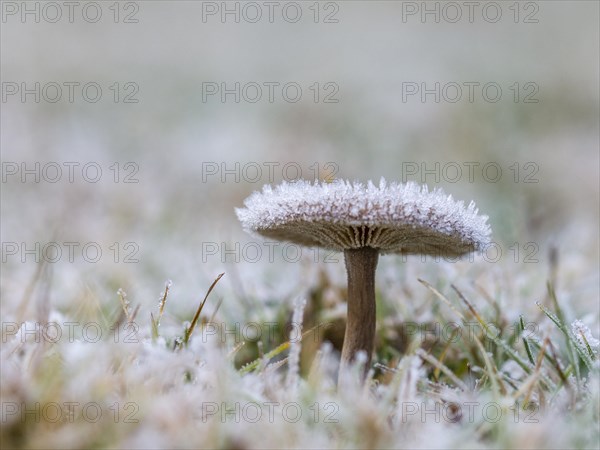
{"left": 340, "top": 247, "right": 379, "bottom": 379}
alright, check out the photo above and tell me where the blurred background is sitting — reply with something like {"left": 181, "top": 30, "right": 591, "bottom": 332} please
{"left": 1, "top": 1, "right": 598, "bottom": 325}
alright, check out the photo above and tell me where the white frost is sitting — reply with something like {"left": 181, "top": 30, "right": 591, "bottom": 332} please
{"left": 236, "top": 178, "right": 491, "bottom": 250}
{"left": 572, "top": 319, "right": 600, "bottom": 353}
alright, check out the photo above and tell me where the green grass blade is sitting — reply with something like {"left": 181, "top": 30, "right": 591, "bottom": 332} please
{"left": 520, "top": 315, "right": 535, "bottom": 365}
{"left": 536, "top": 301, "right": 594, "bottom": 372}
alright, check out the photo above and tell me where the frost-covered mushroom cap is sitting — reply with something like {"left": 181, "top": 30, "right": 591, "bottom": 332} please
{"left": 236, "top": 179, "right": 491, "bottom": 256}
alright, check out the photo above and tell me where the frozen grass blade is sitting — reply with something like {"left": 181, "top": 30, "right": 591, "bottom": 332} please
{"left": 286, "top": 298, "right": 307, "bottom": 391}
{"left": 152, "top": 279, "right": 172, "bottom": 340}
{"left": 150, "top": 313, "right": 159, "bottom": 341}
{"left": 450, "top": 284, "right": 481, "bottom": 322}
{"left": 579, "top": 332, "right": 597, "bottom": 360}
{"left": 129, "top": 303, "right": 140, "bottom": 324}
{"left": 520, "top": 315, "right": 535, "bottom": 365}
{"left": 111, "top": 289, "right": 130, "bottom": 336}
{"left": 240, "top": 341, "right": 291, "bottom": 374}
{"left": 158, "top": 281, "right": 170, "bottom": 318}
{"left": 536, "top": 301, "right": 594, "bottom": 372}
{"left": 572, "top": 320, "right": 599, "bottom": 360}
{"left": 545, "top": 282, "right": 588, "bottom": 379}
{"left": 183, "top": 273, "right": 225, "bottom": 345}
{"left": 266, "top": 358, "right": 289, "bottom": 374}
{"left": 117, "top": 288, "right": 131, "bottom": 321}
{"left": 449, "top": 284, "right": 552, "bottom": 388}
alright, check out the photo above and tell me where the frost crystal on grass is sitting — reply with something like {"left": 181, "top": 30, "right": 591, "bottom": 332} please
{"left": 572, "top": 319, "right": 600, "bottom": 353}
{"left": 286, "top": 298, "right": 306, "bottom": 392}
{"left": 236, "top": 178, "right": 491, "bottom": 256}
{"left": 501, "top": 360, "right": 526, "bottom": 380}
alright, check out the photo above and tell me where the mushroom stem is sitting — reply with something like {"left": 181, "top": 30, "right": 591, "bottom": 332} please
{"left": 341, "top": 246, "right": 379, "bottom": 379}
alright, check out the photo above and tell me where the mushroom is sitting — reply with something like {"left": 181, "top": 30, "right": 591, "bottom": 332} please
{"left": 236, "top": 178, "right": 491, "bottom": 378}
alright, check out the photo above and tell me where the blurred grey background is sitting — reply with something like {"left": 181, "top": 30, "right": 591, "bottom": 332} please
{"left": 1, "top": 1, "right": 598, "bottom": 318}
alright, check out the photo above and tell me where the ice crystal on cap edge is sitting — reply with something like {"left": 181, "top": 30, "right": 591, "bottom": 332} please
{"left": 236, "top": 178, "right": 491, "bottom": 256}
